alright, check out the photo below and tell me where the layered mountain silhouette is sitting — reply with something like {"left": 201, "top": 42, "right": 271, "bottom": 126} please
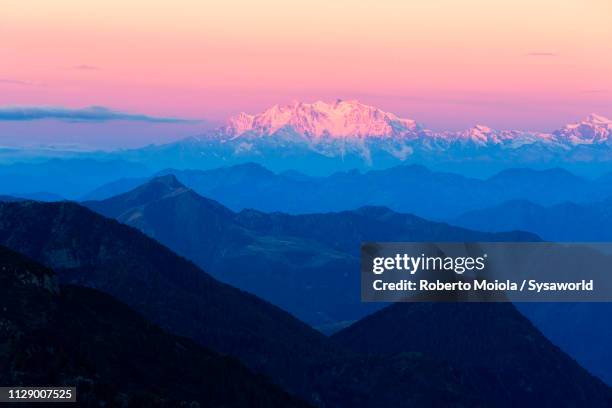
{"left": 0, "top": 200, "right": 611, "bottom": 406}
{"left": 0, "top": 158, "right": 150, "bottom": 199}
{"left": 332, "top": 303, "right": 612, "bottom": 406}
{"left": 0, "top": 245, "right": 309, "bottom": 407}
{"left": 84, "top": 175, "right": 537, "bottom": 328}
{"left": 452, "top": 198, "right": 612, "bottom": 241}
{"left": 0, "top": 200, "right": 333, "bottom": 400}
{"left": 0, "top": 192, "right": 63, "bottom": 202}
{"left": 85, "top": 162, "right": 612, "bottom": 219}
{"left": 82, "top": 177, "right": 612, "bottom": 388}
{"left": 0, "top": 195, "right": 20, "bottom": 202}
{"left": 0, "top": 200, "right": 486, "bottom": 407}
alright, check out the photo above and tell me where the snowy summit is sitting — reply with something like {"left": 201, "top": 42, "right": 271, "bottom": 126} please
{"left": 225, "top": 100, "right": 421, "bottom": 138}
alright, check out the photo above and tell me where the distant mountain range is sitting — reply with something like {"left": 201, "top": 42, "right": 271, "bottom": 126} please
{"left": 84, "top": 162, "right": 612, "bottom": 220}
{"left": 452, "top": 198, "right": 612, "bottom": 241}
{"left": 113, "top": 101, "right": 612, "bottom": 176}
{"left": 1, "top": 100, "right": 612, "bottom": 200}
{"left": 0, "top": 245, "right": 309, "bottom": 407}
{"left": 2, "top": 101, "right": 612, "bottom": 182}
{"left": 1, "top": 200, "right": 611, "bottom": 406}
{"left": 223, "top": 101, "right": 612, "bottom": 148}
{"left": 0, "top": 158, "right": 149, "bottom": 199}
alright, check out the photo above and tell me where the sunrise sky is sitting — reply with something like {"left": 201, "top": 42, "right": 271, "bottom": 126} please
{"left": 1, "top": 0, "right": 611, "bottom": 147}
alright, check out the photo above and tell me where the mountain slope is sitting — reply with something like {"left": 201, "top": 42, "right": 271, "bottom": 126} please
{"left": 332, "top": 302, "right": 612, "bottom": 407}
{"left": 82, "top": 175, "right": 151, "bottom": 200}
{"left": 84, "top": 177, "right": 370, "bottom": 327}
{"left": 516, "top": 302, "right": 612, "bottom": 387}
{"left": 82, "top": 177, "right": 612, "bottom": 388}
{"left": 235, "top": 205, "right": 536, "bottom": 255}
{"left": 0, "top": 200, "right": 334, "bottom": 400}
{"left": 450, "top": 198, "right": 612, "bottom": 385}
{"left": 1, "top": 198, "right": 609, "bottom": 406}
{"left": 0, "top": 245, "right": 309, "bottom": 407}
{"left": 85, "top": 174, "right": 244, "bottom": 260}
{"left": 0, "top": 201, "right": 492, "bottom": 407}
{"left": 84, "top": 176, "right": 538, "bottom": 329}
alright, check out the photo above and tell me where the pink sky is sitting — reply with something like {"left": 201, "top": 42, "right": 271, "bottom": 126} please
{"left": 1, "top": 0, "right": 611, "bottom": 146}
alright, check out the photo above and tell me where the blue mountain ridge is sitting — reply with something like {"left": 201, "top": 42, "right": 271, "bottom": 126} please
{"left": 84, "top": 162, "right": 612, "bottom": 219}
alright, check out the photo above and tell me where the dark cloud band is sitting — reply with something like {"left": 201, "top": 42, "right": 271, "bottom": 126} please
{"left": 0, "top": 106, "right": 197, "bottom": 123}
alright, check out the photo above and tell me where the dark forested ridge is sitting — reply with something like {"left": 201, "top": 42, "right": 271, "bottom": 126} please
{"left": 0, "top": 201, "right": 481, "bottom": 407}
{"left": 0, "top": 200, "right": 333, "bottom": 398}
{"left": 0, "top": 245, "right": 310, "bottom": 407}
{"left": 332, "top": 302, "right": 612, "bottom": 407}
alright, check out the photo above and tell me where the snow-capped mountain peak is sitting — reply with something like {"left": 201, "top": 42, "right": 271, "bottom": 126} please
{"left": 129, "top": 106, "right": 612, "bottom": 176}
{"left": 472, "top": 124, "right": 493, "bottom": 133}
{"left": 225, "top": 100, "right": 420, "bottom": 138}
{"left": 584, "top": 113, "right": 611, "bottom": 125}
{"left": 554, "top": 113, "right": 612, "bottom": 144}
{"left": 220, "top": 100, "right": 611, "bottom": 149}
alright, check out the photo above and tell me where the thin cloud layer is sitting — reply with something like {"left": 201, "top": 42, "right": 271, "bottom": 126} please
{"left": 69, "top": 65, "right": 101, "bottom": 71}
{"left": 0, "top": 106, "right": 197, "bottom": 123}
{"left": 0, "top": 78, "right": 37, "bottom": 86}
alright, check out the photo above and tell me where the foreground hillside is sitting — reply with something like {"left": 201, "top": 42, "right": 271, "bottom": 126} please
{"left": 332, "top": 302, "right": 612, "bottom": 407}
{"left": 1, "top": 200, "right": 611, "bottom": 405}
{"left": 0, "top": 200, "right": 333, "bottom": 399}
{"left": 0, "top": 200, "right": 481, "bottom": 407}
{"left": 1, "top": 199, "right": 611, "bottom": 406}
{"left": 448, "top": 198, "right": 612, "bottom": 385}
{"left": 0, "top": 245, "right": 309, "bottom": 407}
